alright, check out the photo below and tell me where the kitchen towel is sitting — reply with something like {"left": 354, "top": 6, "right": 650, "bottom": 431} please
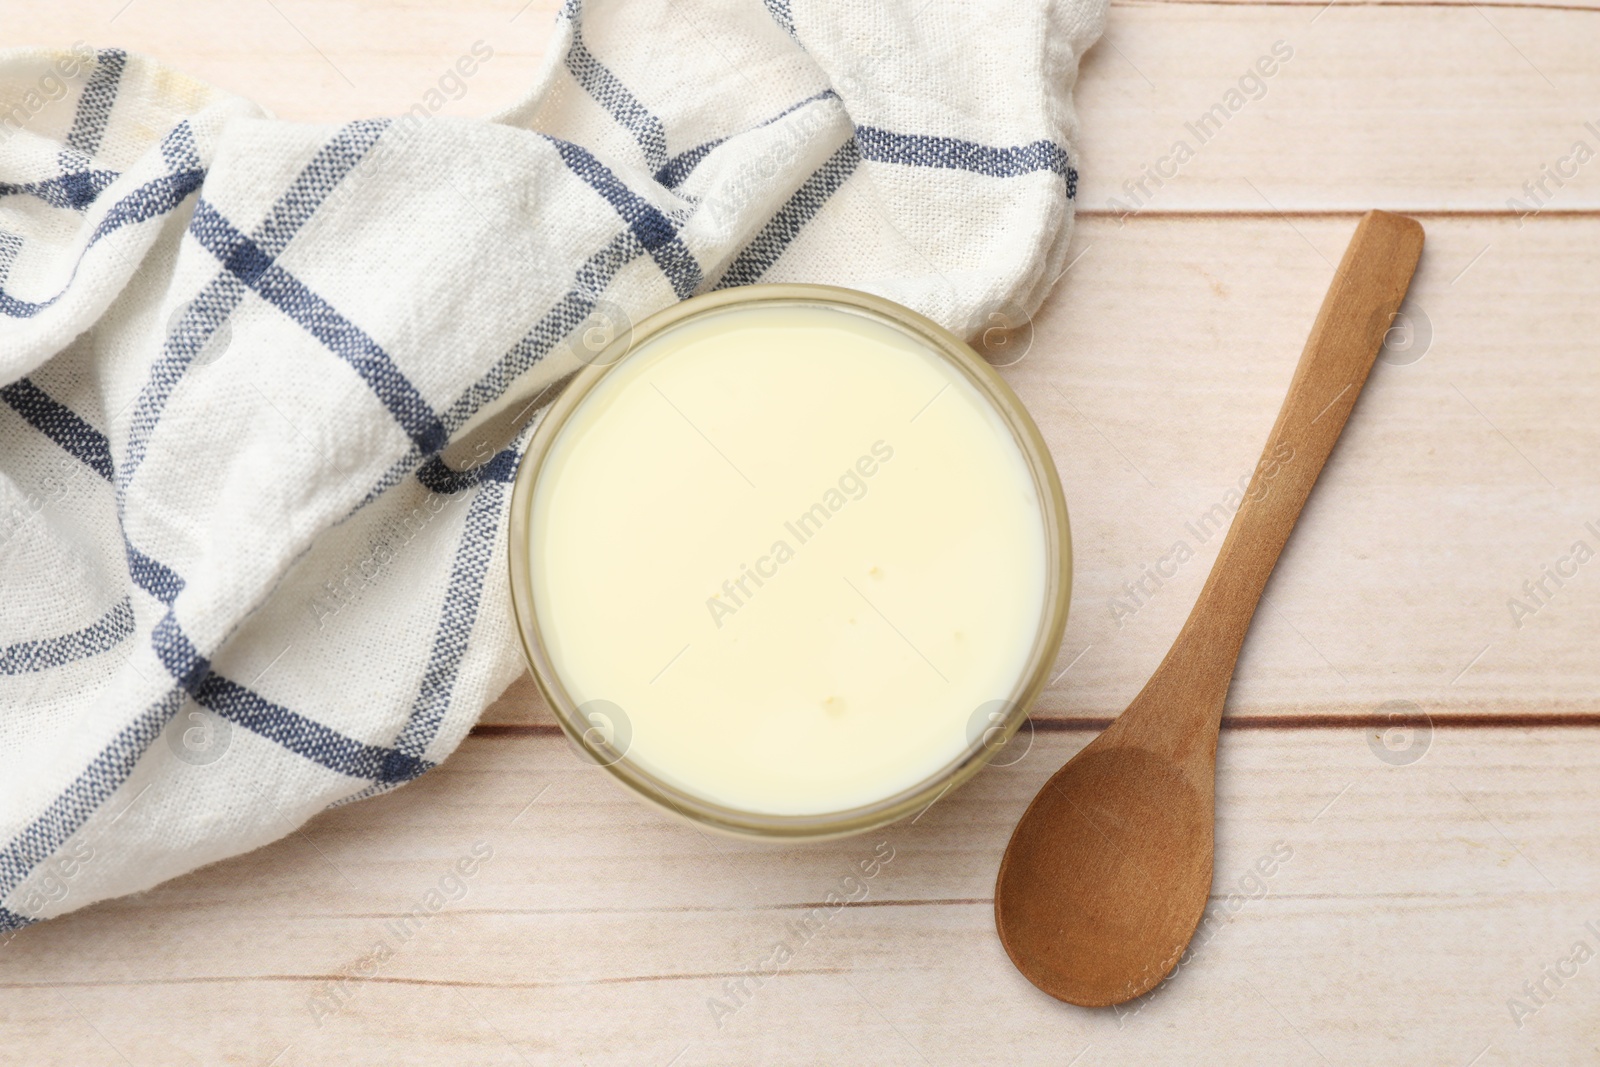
{"left": 0, "top": 0, "right": 1105, "bottom": 928}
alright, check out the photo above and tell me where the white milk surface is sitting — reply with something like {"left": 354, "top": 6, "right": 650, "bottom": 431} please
{"left": 529, "top": 303, "right": 1047, "bottom": 816}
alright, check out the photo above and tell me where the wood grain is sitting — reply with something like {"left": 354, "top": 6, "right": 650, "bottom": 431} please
{"left": 1077, "top": 4, "right": 1600, "bottom": 212}
{"left": 2, "top": 729, "right": 1597, "bottom": 1065}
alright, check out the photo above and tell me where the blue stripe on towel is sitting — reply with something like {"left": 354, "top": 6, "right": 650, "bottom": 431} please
{"left": 88, "top": 163, "right": 205, "bottom": 240}
{"left": 150, "top": 594, "right": 442, "bottom": 785}
{"left": 442, "top": 288, "right": 596, "bottom": 437}
{"left": 442, "top": 232, "right": 643, "bottom": 435}
{"left": 0, "top": 230, "right": 20, "bottom": 285}
{"left": 565, "top": 23, "right": 667, "bottom": 169}
{"left": 0, "top": 124, "right": 205, "bottom": 319}
{"left": 195, "top": 675, "right": 433, "bottom": 784}
{"left": 762, "top": 0, "right": 797, "bottom": 37}
{"left": 63, "top": 49, "right": 128, "bottom": 164}
{"left": 116, "top": 274, "right": 246, "bottom": 497}
{"left": 653, "top": 142, "right": 720, "bottom": 193}
{"left": 336, "top": 455, "right": 515, "bottom": 809}
{"left": 119, "top": 120, "right": 389, "bottom": 491}
{"left": 348, "top": 230, "right": 644, "bottom": 530}
{"left": 414, "top": 446, "right": 518, "bottom": 495}
{"left": 333, "top": 227, "right": 644, "bottom": 537}
{"left": 390, "top": 477, "right": 507, "bottom": 763}
{"left": 0, "top": 685, "right": 186, "bottom": 916}
{"left": 0, "top": 546, "right": 438, "bottom": 914}
{"left": 0, "top": 171, "right": 121, "bottom": 212}
{"left": 716, "top": 136, "right": 860, "bottom": 289}
{"left": 0, "top": 598, "right": 134, "bottom": 675}
{"left": 0, "top": 646, "right": 421, "bottom": 912}
{"left": 545, "top": 137, "right": 701, "bottom": 300}
{"left": 855, "top": 126, "right": 1079, "bottom": 196}
{"left": 0, "top": 378, "right": 116, "bottom": 481}
{"left": 124, "top": 545, "right": 183, "bottom": 603}
{"left": 0, "top": 379, "right": 137, "bottom": 672}
{"left": 653, "top": 89, "right": 839, "bottom": 190}
{"left": 186, "top": 200, "right": 447, "bottom": 456}
{"left": 151, "top": 609, "right": 209, "bottom": 697}
{"left": 249, "top": 119, "right": 390, "bottom": 259}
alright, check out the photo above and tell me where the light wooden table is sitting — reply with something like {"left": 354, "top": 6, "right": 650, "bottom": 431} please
{"left": 6, "top": 1, "right": 1599, "bottom": 1063}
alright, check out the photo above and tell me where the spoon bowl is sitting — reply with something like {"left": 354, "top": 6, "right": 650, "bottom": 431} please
{"left": 997, "top": 744, "right": 1211, "bottom": 1005}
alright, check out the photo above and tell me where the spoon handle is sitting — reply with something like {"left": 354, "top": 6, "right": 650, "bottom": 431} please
{"left": 1169, "top": 211, "right": 1424, "bottom": 702}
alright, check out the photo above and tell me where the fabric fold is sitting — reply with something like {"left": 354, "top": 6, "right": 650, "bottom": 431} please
{"left": 0, "top": 0, "right": 1105, "bottom": 928}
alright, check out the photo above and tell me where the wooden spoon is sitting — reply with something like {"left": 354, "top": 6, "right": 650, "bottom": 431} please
{"left": 994, "top": 210, "right": 1425, "bottom": 1007}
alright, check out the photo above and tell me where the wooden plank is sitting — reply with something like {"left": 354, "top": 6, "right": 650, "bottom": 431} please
{"left": 2, "top": 728, "right": 1596, "bottom": 1064}
{"left": 18, "top": 2, "right": 1600, "bottom": 212}
{"left": 480, "top": 213, "right": 1600, "bottom": 727}
{"left": 1076, "top": 4, "right": 1600, "bottom": 213}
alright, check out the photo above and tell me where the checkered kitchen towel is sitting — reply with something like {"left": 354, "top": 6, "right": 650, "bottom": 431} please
{"left": 0, "top": 0, "right": 1104, "bottom": 927}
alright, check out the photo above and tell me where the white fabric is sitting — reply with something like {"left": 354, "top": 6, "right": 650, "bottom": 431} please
{"left": 0, "top": 0, "right": 1104, "bottom": 927}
